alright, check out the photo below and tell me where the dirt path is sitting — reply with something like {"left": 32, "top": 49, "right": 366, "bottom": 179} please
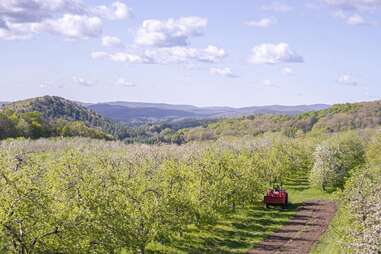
{"left": 248, "top": 200, "right": 336, "bottom": 254}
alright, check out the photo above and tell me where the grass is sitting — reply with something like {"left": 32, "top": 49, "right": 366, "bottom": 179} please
{"left": 148, "top": 204, "right": 299, "bottom": 254}
{"left": 284, "top": 172, "right": 335, "bottom": 203}
{"left": 147, "top": 170, "right": 337, "bottom": 254}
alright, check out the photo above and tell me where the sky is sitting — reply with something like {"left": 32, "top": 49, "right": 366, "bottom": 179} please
{"left": 0, "top": 0, "right": 380, "bottom": 107}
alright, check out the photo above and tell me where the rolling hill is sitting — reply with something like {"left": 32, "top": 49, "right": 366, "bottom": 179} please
{"left": 87, "top": 101, "right": 330, "bottom": 124}
{"left": 88, "top": 103, "right": 198, "bottom": 123}
{"left": 1, "top": 96, "right": 115, "bottom": 133}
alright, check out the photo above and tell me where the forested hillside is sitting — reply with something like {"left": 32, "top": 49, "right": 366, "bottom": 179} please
{"left": 0, "top": 96, "right": 115, "bottom": 140}
{"left": 178, "top": 100, "right": 381, "bottom": 143}
{"left": 2, "top": 96, "right": 115, "bottom": 132}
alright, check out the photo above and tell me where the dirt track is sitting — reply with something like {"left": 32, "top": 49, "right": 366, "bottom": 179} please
{"left": 247, "top": 200, "right": 336, "bottom": 254}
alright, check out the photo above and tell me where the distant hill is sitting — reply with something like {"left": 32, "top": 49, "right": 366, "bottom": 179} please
{"left": 88, "top": 104, "right": 198, "bottom": 123}
{"left": 87, "top": 102, "right": 330, "bottom": 124}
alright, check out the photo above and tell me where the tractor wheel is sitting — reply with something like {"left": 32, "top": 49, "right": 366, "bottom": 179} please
{"left": 283, "top": 198, "right": 288, "bottom": 209}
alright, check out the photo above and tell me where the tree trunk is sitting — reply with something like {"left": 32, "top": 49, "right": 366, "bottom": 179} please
{"left": 139, "top": 245, "right": 145, "bottom": 254}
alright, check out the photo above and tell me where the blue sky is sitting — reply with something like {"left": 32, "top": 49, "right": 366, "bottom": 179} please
{"left": 0, "top": 0, "right": 380, "bottom": 107}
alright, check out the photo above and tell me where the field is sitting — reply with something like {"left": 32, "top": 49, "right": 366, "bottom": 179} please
{"left": 0, "top": 130, "right": 380, "bottom": 253}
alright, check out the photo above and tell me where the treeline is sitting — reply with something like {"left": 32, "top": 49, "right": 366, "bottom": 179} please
{"left": 0, "top": 110, "right": 113, "bottom": 140}
{"left": 116, "top": 119, "right": 212, "bottom": 144}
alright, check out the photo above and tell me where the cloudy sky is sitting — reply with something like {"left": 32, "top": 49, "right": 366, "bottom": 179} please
{"left": 0, "top": 0, "right": 380, "bottom": 107}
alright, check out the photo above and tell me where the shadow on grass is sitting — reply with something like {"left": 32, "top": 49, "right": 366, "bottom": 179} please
{"left": 148, "top": 202, "right": 303, "bottom": 254}
{"left": 147, "top": 171, "right": 318, "bottom": 254}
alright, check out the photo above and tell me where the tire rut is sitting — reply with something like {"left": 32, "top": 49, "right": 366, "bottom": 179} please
{"left": 247, "top": 200, "right": 336, "bottom": 254}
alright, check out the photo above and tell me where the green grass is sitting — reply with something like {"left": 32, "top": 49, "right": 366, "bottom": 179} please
{"left": 147, "top": 204, "right": 299, "bottom": 254}
{"left": 284, "top": 172, "right": 336, "bottom": 203}
{"left": 147, "top": 171, "right": 337, "bottom": 254}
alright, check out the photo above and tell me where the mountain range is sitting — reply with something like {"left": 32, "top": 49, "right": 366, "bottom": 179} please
{"left": 86, "top": 101, "right": 330, "bottom": 124}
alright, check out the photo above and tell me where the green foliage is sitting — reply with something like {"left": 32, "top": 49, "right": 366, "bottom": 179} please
{"left": 61, "top": 121, "right": 114, "bottom": 140}
{"left": 0, "top": 96, "right": 121, "bottom": 139}
{"left": 312, "top": 131, "right": 381, "bottom": 253}
{"left": 309, "top": 132, "right": 365, "bottom": 191}
{"left": 0, "top": 109, "right": 113, "bottom": 141}
{"left": 175, "top": 100, "right": 381, "bottom": 143}
{"left": 0, "top": 125, "right": 380, "bottom": 253}
{"left": 343, "top": 165, "right": 381, "bottom": 253}
{"left": 0, "top": 136, "right": 317, "bottom": 253}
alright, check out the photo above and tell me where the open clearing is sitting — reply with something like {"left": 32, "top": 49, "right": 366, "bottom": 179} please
{"left": 247, "top": 201, "right": 336, "bottom": 254}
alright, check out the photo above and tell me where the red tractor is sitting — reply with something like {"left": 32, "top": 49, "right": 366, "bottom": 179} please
{"left": 264, "top": 184, "right": 288, "bottom": 209}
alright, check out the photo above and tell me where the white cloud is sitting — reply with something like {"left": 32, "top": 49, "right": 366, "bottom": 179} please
{"left": 92, "top": 45, "right": 226, "bottom": 64}
{"left": 282, "top": 67, "right": 294, "bottom": 75}
{"left": 91, "top": 51, "right": 147, "bottom": 64}
{"left": 202, "top": 45, "right": 227, "bottom": 62}
{"left": 262, "top": 79, "right": 278, "bottom": 87}
{"left": 334, "top": 11, "right": 370, "bottom": 25}
{"left": 115, "top": 78, "right": 135, "bottom": 87}
{"left": 245, "top": 18, "right": 277, "bottom": 28}
{"left": 0, "top": 22, "right": 41, "bottom": 40}
{"left": 209, "top": 67, "right": 238, "bottom": 78}
{"left": 44, "top": 14, "right": 102, "bottom": 39}
{"left": 102, "top": 35, "right": 123, "bottom": 47}
{"left": 261, "top": 2, "right": 293, "bottom": 12}
{"left": 346, "top": 14, "right": 366, "bottom": 24}
{"left": 248, "top": 43, "right": 303, "bottom": 64}
{"left": 325, "top": 0, "right": 381, "bottom": 10}
{"left": 337, "top": 73, "right": 359, "bottom": 86}
{"left": 72, "top": 76, "right": 94, "bottom": 87}
{"left": 91, "top": 1, "right": 131, "bottom": 20}
{"left": 135, "top": 16, "right": 207, "bottom": 47}
{"left": 0, "top": 0, "right": 84, "bottom": 23}
{"left": 0, "top": 1, "right": 131, "bottom": 40}
{"left": 144, "top": 45, "right": 226, "bottom": 64}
